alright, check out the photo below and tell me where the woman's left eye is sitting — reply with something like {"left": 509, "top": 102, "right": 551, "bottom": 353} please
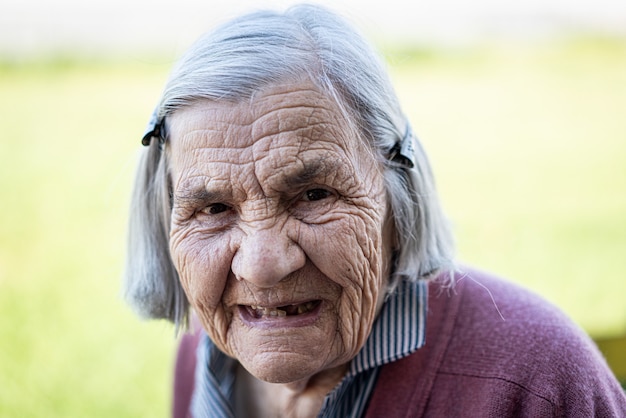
{"left": 304, "top": 188, "right": 331, "bottom": 202}
{"left": 200, "top": 203, "right": 231, "bottom": 215}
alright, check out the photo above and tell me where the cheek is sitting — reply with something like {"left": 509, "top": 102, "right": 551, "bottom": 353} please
{"left": 301, "top": 207, "right": 386, "bottom": 350}
{"left": 169, "top": 228, "right": 233, "bottom": 332}
{"left": 308, "top": 207, "right": 385, "bottom": 288}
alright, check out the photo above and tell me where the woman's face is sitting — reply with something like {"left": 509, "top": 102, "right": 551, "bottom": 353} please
{"left": 167, "top": 78, "right": 391, "bottom": 384}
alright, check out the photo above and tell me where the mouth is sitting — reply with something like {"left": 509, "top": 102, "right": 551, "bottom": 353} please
{"left": 241, "top": 300, "right": 322, "bottom": 319}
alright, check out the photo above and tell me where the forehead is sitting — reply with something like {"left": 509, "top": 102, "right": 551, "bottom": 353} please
{"left": 166, "top": 80, "right": 373, "bottom": 185}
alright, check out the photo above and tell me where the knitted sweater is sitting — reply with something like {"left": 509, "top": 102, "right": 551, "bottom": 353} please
{"left": 173, "top": 269, "right": 626, "bottom": 417}
{"left": 366, "top": 269, "right": 626, "bottom": 417}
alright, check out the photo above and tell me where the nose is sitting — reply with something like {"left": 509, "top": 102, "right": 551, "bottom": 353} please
{"left": 231, "top": 223, "right": 305, "bottom": 288}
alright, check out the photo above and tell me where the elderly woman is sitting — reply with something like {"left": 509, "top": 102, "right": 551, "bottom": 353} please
{"left": 125, "top": 5, "right": 626, "bottom": 417}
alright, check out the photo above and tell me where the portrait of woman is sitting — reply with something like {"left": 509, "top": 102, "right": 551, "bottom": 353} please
{"left": 124, "top": 4, "right": 626, "bottom": 417}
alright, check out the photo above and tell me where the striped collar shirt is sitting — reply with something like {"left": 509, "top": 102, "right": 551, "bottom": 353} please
{"left": 190, "top": 279, "right": 428, "bottom": 418}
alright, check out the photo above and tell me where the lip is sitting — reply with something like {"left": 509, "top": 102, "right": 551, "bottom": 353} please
{"left": 237, "top": 300, "right": 323, "bottom": 329}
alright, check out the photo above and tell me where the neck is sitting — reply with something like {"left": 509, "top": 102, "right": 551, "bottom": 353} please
{"left": 235, "top": 363, "right": 348, "bottom": 418}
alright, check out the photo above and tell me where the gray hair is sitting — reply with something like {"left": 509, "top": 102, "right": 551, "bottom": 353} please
{"left": 124, "top": 4, "right": 455, "bottom": 327}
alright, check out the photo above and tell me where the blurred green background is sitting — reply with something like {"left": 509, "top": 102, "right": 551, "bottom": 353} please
{"left": 1, "top": 33, "right": 625, "bottom": 418}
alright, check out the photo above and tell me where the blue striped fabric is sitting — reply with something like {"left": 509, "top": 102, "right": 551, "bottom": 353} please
{"left": 190, "top": 336, "right": 237, "bottom": 418}
{"left": 190, "top": 279, "right": 427, "bottom": 418}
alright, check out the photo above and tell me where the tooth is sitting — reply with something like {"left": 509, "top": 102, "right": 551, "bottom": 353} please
{"left": 251, "top": 306, "right": 288, "bottom": 318}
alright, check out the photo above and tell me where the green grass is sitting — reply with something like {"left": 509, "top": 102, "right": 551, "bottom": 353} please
{"left": 0, "top": 57, "right": 177, "bottom": 417}
{"left": 1, "top": 36, "right": 625, "bottom": 416}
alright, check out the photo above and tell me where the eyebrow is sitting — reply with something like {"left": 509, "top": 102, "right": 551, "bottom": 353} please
{"left": 283, "top": 157, "right": 343, "bottom": 188}
{"left": 173, "top": 189, "right": 229, "bottom": 208}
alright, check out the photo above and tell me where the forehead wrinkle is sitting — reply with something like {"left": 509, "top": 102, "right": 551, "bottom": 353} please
{"left": 250, "top": 104, "right": 342, "bottom": 146}
{"left": 169, "top": 103, "right": 255, "bottom": 151}
{"left": 247, "top": 106, "right": 354, "bottom": 184}
{"left": 186, "top": 146, "right": 256, "bottom": 168}
{"left": 177, "top": 126, "right": 254, "bottom": 152}
{"left": 248, "top": 85, "right": 329, "bottom": 112}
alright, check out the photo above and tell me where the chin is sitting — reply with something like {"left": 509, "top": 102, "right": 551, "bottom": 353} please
{"left": 245, "top": 355, "right": 324, "bottom": 384}
{"left": 254, "top": 368, "right": 309, "bottom": 384}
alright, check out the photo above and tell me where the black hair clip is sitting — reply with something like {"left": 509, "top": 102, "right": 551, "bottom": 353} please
{"left": 388, "top": 124, "right": 416, "bottom": 168}
{"left": 141, "top": 107, "right": 164, "bottom": 147}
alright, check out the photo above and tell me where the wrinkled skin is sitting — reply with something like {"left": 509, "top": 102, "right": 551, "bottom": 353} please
{"left": 167, "top": 78, "right": 392, "bottom": 415}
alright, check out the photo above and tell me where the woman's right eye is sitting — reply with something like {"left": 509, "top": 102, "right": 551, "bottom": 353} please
{"left": 200, "top": 203, "right": 230, "bottom": 215}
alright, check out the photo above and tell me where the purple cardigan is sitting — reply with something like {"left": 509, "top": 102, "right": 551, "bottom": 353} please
{"left": 173, "top": 269, "right": 626, "bottom": 417}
